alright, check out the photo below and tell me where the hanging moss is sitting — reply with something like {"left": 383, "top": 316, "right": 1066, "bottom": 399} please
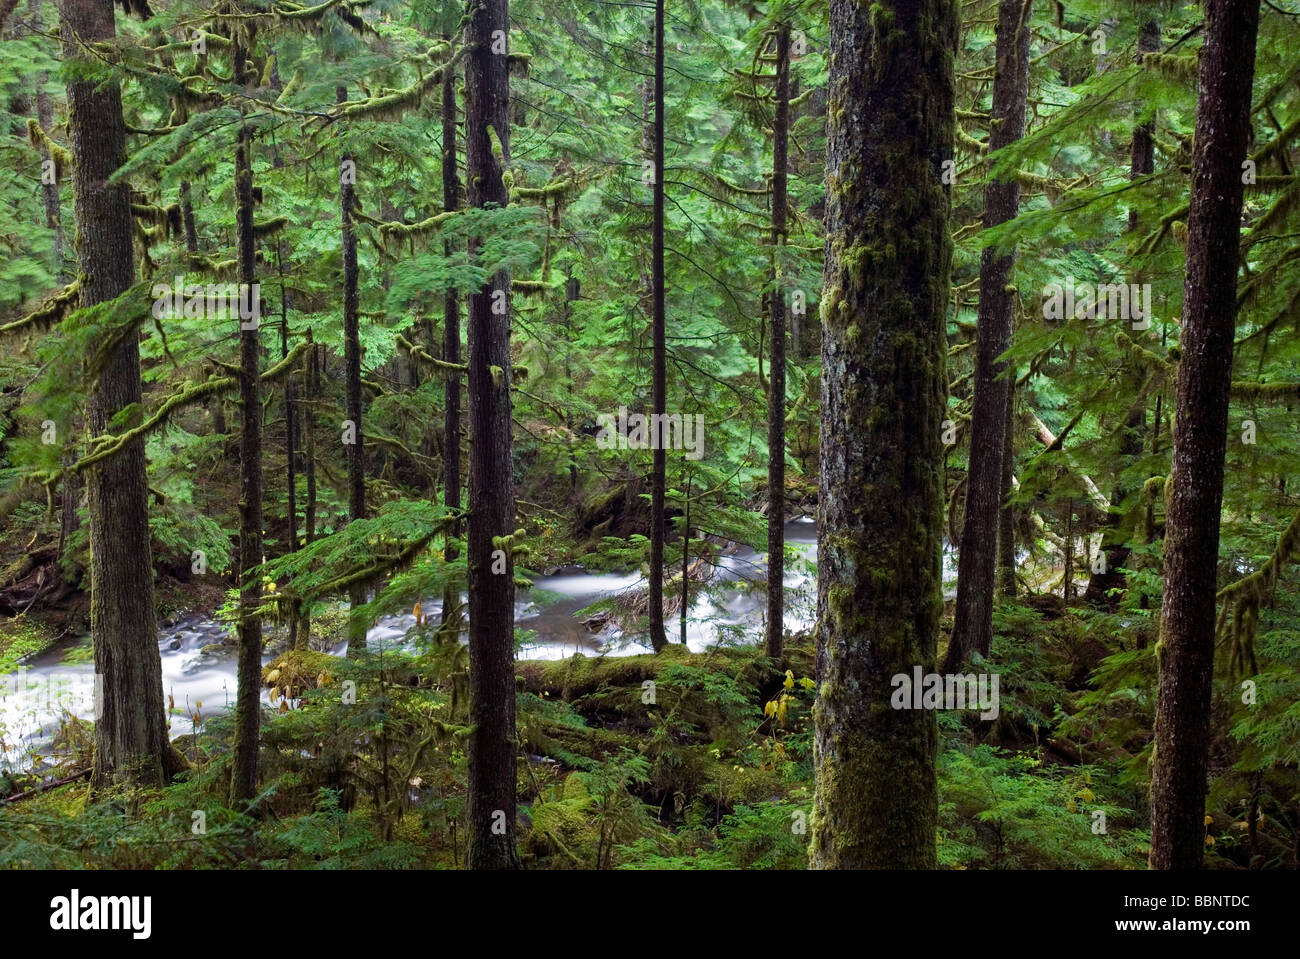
{"left": 26, "top": 119, "right": 72, "bottom": 181}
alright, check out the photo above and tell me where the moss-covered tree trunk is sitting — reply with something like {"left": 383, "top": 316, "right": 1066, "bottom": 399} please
{"left": 440, "top": 54, "right": 463, "bottom": 637}
{"left": 229, "top": 108, "right": 264, "bottom": 806}
{"left": 647, "top": 0, "right": 668, "bottom": 653}
{"left": 1150, "top": 0, "right": 1259, "bottom": 871}
{"left": 945, "top": 0, "right": 1030, "bottom": 672}
{"left": 764, "top": 22, "right": 791, "bottom": 663}
{"left": 465, "top": 0, "right": 520, "bottom": 870}
{"left": 60, "top": 0, "right": 176, "bottom": 792}
{"left": 339, "top": 85, "right": 367, "bottom": 657}
{"left": 810, "top": 0, "right": 956, "bottom": 869}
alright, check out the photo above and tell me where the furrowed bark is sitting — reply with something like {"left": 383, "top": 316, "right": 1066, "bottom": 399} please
{"left": 811, "top": 0, "right": 956, "bottom": 869}
{"left": 1150, "top": 0, "right": 1260, "bottom": 871}
{"left": 465, "top": 0, "right": 520, "bottom": 870}
{"left": 765, "top": 22, "right": 790, "bottom": 662}
{"left": 60, "top": 0, "right": 176, "bottom": 792}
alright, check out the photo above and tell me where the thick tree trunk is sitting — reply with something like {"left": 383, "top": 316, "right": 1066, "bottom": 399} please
{"left": 945, "top": 0, "right": 1030, "bottom": 672}
{"left": 1083, "top": 17, "right": 1160, "bottom": 609}
{"left": 339, "top": 85, "right": 367, "bottom": 656}
{"left": 765, "top": 22, "right": 790, "bottom": 662}
{"left": 440, "top": 55, "right": 463, "bottom": 636}
{"left": 465, "top": 0, "right": 520, "bottom": 870}
{"left": 811, "top": 0, "right": 956, "bottom": 869}
{"left": 60, "top": 0, "right": 176, "bottom": 792}
{"left": 1150, "top": 0, "right": 1259, "bottom": 871}
{"left": 229, "top": 112, "right": 263, "bottom": 807}
{"left": 647, "top": 0, "right": 668, "bottom": 653}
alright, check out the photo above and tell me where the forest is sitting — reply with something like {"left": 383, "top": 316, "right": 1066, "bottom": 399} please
{"left": 0, "top": 0, "right": 1296, "bottom": 882}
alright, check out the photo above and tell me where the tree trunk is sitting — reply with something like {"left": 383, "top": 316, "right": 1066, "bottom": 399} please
{"left": 440, "top": 53, "right": 463, "bottom": 636}
{"left": 339, "top": 85, "right": 367, "bottom": 657}
{"left": 765, "top": 22, "right": 790, "bottom": 662}
{"left": 180, "top": 179, "right": 199, "bottom": 253}
{"left": 811, "top": 0, "right": 956, "bottom": 869}
{"left": 647, "top": 0, "right": 668, "bottom": 653}
{"left": 944, "top": 0, "right": 1030, "bottom": 672}
{"left": 29, "top": 0, "right": 65, "bottom": 279}
{"left": 996, "top": 378, "right": 1016, "bottom": 596}
{"left": 1150, "top": 0, "right": 1259, "bottom": 871}
{"left": 228, "top": 106, "right": 263, "bottom": 807}
{"left": 464, "top": 0, "right": 520, "bottom": 870}
{"left": 296, "top": 330, "right": 317, "bottom": 648}
{"left": 60, "top": 0, "right": 176, "bottom": 792}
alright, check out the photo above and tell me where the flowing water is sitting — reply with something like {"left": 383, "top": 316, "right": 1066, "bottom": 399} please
{"left": 1, "top": 518, "right": 956, "bottom": 771}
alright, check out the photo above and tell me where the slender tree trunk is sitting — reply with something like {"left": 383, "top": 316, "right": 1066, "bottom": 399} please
{"left": 564, "top": 276, "right": 580, "bottom": 502}
{"left": 60, "top": 0, "right": 176, "bottom": 792}
{"left": 765, "top": 22, "right": 790, "bottom": 662}
{"left": 295, "top": 330, "right": 317, "bottom": 648}
{"left": 29, "top": 0, "right": 79, "bottom": 570}
{"left": 944, "top": 0, "right": 1030, "bottom": 672}
{"left": 811, "top": 0, "right": 956, "bottom": 869}
{"left": 30, "top": 0, "right": 65, "bottom": 281}
{"left": 1150, "top": 0, "right": 1259, "bottom": 871}
{"left": 229, "top": 105, "right": 263, "bottom": 806}
{"left": 647, "top": 0, "right": 668, "bottom": 653}
{"left": 180, "top": 179, "right": 199, "bottom": 253}
{"left": 1084, "top": 18, "right": 1160, "bottom": 608}
{"left": 339, "top": 86, "right": 367, "bottom": 656}
{"left": 680, "top": 466, "right": 691, "bottom": 645}
{"left": 465, "top": 0, "right": 519, "bottom": 870}
{"left": 440, "top": 54, "right": 463, "bottom": 636}
{"left": 996, "top": 378, "right": 1016, "bottom": 596}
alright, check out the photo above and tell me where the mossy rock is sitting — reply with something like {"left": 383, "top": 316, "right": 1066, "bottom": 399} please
{"left": 262, "top": 648, "right": 339, "bottom": 694}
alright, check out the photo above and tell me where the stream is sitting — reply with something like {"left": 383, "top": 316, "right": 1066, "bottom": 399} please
{"left": 1, "top": 518, "right": 956, "bottom": 771}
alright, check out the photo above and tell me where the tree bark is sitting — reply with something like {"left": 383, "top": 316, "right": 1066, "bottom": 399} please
{"left": 811, "top": 0, "right": 956, "bottom": 869}
{"left": 945, "top": 0, "right": 1030, "bottom": 672}
{"left": 60, "top": 0, "right": 176, "bottom": 792}
{"left": 647, "top": 0, "right": 668, "bottom": 653}
{"left": 765, "top": 22, "right": 790, "bottom": 662}
{"left": 1150, "top": 0, "right": 1259, "bottom": 871}
{"left": 441, "top": 53, "right": 463, "bottom": 636}
{"left": 996, "top": 378, "right": 1016, "bottom": 596}
{"left": 339, "top": 85, "right": 367, "bottom": 656}
{"left": 465, "top": 0, "right": 520, "bottom": 870}
{"left": 228, "top": 108, "right": 263, "bottom": 807}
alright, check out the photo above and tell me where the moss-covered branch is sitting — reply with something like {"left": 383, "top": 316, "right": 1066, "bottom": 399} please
{"left": 0, "top": 278, "right": 83, "bottom": 335}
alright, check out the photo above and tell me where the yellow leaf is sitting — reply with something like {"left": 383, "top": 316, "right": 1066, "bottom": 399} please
{"left": 763, "top": 701, "right": 776, "bottom": 717}
{"left": 270, "top": 686, "right": 280, "bottom": 703}
{"left": 1204, "top": 835, "right": 1215, "bottom": 846}
{"left": 267, "top": 669, "right": 281, "bottom": 684}
{"left": 799, "top": 677, "right": 814, "bottom": 689}
{"left": 783, "top": 670, "right": 794, "bottom": 689}
{"left": 279, "top": 699, "right": 289, "bottom": 713}
{"left": 1076, "top": 787, "right": 1095, "bottom": 803}
{"left": 1204, "top": 815, "right": 1213, "bottom": 826}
